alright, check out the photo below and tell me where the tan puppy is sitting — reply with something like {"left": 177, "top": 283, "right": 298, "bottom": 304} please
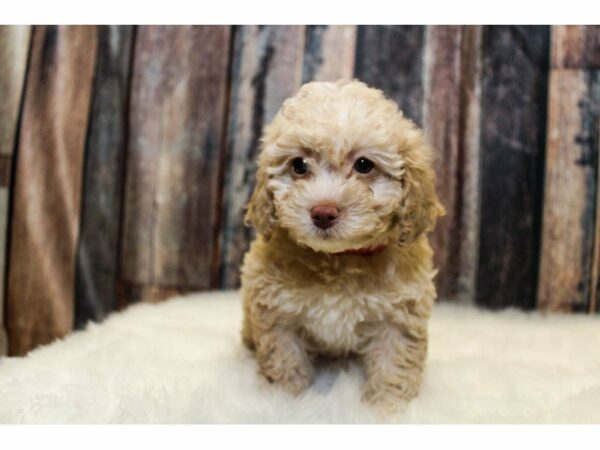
{"left": 240, "top": 79, "right": 444, "bottom": 413}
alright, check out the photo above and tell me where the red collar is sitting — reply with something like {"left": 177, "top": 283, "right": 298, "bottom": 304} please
{"left": 333, "top": 245, "right": 387, "bottom": 256}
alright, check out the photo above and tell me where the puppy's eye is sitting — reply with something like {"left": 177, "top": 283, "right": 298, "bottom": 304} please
{"left": 291, "top": 157, "right": 309, "bottom": 176}
{"left": 353, "top": 157, "right": 375, "bottom": 174}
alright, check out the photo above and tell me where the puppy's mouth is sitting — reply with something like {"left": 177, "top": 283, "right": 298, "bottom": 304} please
{"left": 312, "top": 227, "right": 335, "bottom": 239}
{"left": 304, "top": 222, "right": 385, "bottom": 253}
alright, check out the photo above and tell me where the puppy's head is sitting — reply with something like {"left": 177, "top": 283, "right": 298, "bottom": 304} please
{"left": 245, "top": 80, "right": 444, "bottom": 253}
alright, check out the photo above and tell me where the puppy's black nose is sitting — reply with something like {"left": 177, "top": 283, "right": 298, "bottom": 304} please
{"left": 311, "top": 205, "right": 340, "bottom": 229}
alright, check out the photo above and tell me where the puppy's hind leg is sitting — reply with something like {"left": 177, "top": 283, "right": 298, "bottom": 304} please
{"left": 255, "top": 327, "right": 315, "bottom": 396}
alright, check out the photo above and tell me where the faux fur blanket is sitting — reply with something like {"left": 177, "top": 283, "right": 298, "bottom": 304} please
{"left": 1, "top": 291, "right": 598, "bottom": 423}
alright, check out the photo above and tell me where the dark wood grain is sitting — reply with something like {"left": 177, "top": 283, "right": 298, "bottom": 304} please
{"left": 303, "top": 25, "right": 356, "bottom": 83}
{"left": 0, "top": 25, "right": 31, "bottom": 355}
{"left": 476, "top": 26, "right": 550, "bottom": 310}
{"left": 218, "top": 25, "right": 305, "bottom": 288}
{"left": 552, "top": 26, "right": 600, "bottom": 69}
{"left": 74, "top": 26, "right": 134, "bottom": 328}
{"left": 538, "top": 70, "right": 599, "bottom": 313}
{"left": 6, "top": 25, "right": 97, "bottom": 355}
{"left": 120, "top": 26, "right": 230, "bottom": 302}
{"left": 354, "top": 25, "right": 425, "bottom": 125}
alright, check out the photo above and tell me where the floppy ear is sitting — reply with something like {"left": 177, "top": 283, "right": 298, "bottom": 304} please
{"left": 397, "top": 160, "right": 445, "bottom": 245}
{"left": 244, "top": 167, "right": 276, "bottom": 239}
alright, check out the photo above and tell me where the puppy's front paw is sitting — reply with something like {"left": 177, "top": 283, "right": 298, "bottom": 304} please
{"left": 261, "top": 357, "right": 314, "bottom": 396}
{"left": 361, "top": 380, "right": 411, "bottom": 416}
{"left": 256, "top": 329, "right": 315, "bottom": 396}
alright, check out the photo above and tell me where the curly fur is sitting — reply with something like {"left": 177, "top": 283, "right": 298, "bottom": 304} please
{"left": 241, "top": 79, "right": 444, "bottom": 413}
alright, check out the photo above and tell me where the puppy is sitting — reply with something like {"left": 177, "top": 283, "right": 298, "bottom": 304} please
{"left": 240, "top": 79, "right": 444, "bottom": 413}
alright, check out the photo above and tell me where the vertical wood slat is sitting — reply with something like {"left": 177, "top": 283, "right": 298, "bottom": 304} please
{"left": 354, "top": 26, "right": 426, "bottom": 126}
{"left": 218, "top": 25, "right": 305, "bottom": 289}
{"left": 6, "top": 25, "right": 97, "bottom": 355}
{"left": 120, "top": 26, "right": 230, "bottom": 303}
{"left": 0, "top": 26, "right": 31, "bottom": 355}
{"left": 422, "top": 26, "right": 461, "bottom": 301}
{"left": 303, "top": 25, "right": 357, "bottom": 83}
{"left": 75, "top": 26, "right": 134, "bottom": 328}
{"left": 421, "top": 26, "right": 483, "bottom": 303}
{"left": 476, "top": 26, "right": 550, "bottom": 309}
{"left": 538, "top": 69, "right": 599, "bottom": 312}
{"left": 457, "top": 26, "right": 484, "bottom": 304}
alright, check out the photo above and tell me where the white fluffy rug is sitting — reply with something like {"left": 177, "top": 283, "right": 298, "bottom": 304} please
{"left": 1, "top": 291, "right": 599, "bottom": 423}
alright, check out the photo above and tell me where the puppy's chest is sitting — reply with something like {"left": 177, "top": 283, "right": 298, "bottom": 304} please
{"left": 296, "top": 292, "right": 385, "bottom": 354}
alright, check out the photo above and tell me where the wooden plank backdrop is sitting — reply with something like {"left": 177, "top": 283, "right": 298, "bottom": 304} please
{"left": 0, "top": 25, "right": 599, "bottom": 356}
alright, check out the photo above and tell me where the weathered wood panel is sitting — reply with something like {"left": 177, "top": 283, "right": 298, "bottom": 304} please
{"left": 354, "top": 25, "right": 425, "bottom": 125}
{"left": 476, "top": 26, "right": 550, "bottom": 309}
{"left": 218, "top": 25, "right": 305, "bottom": 288}
{"left": 538, "top": 70, "right": 599, "bottom": 313}
{"left": 121, "top": 26, "right": 230, "bottom": 301}
{"left": 6, "top": 25, "right": 97, "bottom": 355}
{"left": 303, "top": 25, "right": 356, "bottom": 82}
{"left": 75, "top": 26, "right": 134, "bottom": 328}
{"left": 422, "top": 26, "right": 482, "bottom": 303}
{"left": 552, "top": 26, "right": 600, "bottom": 69}
{"left": 0, "top": 26, "right": 31, "bottom": 355}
